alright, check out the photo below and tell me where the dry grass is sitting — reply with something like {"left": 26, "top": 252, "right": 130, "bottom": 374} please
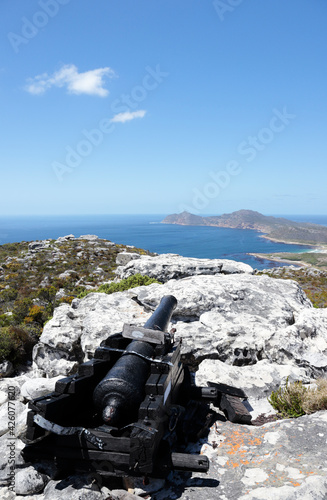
{"left": 302, "top": 378, "right": 327, "bottom": 414}
{"left": 269, "top": 377, "right": 327, "bottom": 418}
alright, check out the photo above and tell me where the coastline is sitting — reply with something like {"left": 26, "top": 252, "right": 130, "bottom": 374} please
{"left": 248, "top": 252, "right": 309, "bottom": 268}
{"left": 162, "top": 222, "right": 326, "bottom": 248}
{"left": 259, "top": 234, "right": 322, "bottom": 247}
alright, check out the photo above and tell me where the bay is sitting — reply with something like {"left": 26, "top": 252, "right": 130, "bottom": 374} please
{"left": 0, "top": 214, "right": 326, "bottom": 270}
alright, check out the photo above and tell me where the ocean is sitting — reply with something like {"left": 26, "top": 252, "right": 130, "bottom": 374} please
{"left": 0, "top": 214, "right": 326, "bottom": 270}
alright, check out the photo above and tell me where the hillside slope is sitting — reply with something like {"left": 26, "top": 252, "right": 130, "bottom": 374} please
{"left": 162, "top": 210, "right": 327, "bottom": 244}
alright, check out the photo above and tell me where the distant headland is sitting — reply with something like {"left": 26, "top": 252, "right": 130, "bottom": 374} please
{"left": 161, "top": 210, "right": 327, "bottom": 269}
{"left": 161, "top": 210, "right": 327, "bottom": 245}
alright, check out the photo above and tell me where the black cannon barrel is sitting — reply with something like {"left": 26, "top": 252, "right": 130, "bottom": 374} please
{"left": 93, "top": 295, "right": 177, "bottom": 426}
{"left": 143, "top": 294, "right": 177, "bottom": 331}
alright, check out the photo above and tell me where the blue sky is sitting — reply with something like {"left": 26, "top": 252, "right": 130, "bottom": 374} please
{"left": 1, "top": 0, "right": 326, "bottom": 216}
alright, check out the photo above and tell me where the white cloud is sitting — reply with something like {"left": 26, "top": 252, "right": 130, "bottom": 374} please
{"left": 25, "top": 64, "right": 115, "bottom": 97}
{"left": 110, "top": 110, "right": 147, "bottom": 123}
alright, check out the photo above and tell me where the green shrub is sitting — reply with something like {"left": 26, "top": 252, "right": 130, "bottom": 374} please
{"left": 58, "top": 296, "right": 75, "bottom": 305}
{"left": 0, "top": 327, "right": 15, "bottom": 362}
{"left": 269, "top": 377, "right": 327, "bottom": 418}
{"left": 12, "top": 297, "right": 33, "bottom": 324}
{"left": 0, "top": 288, "right": 18, "bottom": 303}
{"left": 0, "top": 326, "right": 35, "bottom": 364}
{"left": 24, "top": 304, "right": 45, "bottom": 325}
{"left": 97, "top": 274, "right": 161, "bottom": 293}
{"left": 0, "top": 313, "right": 13, "bottom": 328}
{"left": 78, "top": 274, "right": 161, "bottom": 298}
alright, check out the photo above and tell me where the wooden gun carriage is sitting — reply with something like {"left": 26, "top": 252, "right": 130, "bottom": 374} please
{"left": 23, "top": 295, "right": 251, "bottom": 479}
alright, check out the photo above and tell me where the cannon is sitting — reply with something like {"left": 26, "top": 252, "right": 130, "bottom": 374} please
{"left": 23, "top": 295, "right": 251, "bottom": 479}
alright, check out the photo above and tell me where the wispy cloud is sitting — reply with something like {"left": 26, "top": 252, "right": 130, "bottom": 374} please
{"left": 110, "top": 110, "right": 147, "bottom": 123}
{"left": 25, "top": 64, "right": 115, "bottom": 97}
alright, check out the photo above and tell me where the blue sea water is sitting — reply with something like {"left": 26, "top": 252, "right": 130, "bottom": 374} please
{"left": 0, "top": 214, "right": 326, "bottom": 270}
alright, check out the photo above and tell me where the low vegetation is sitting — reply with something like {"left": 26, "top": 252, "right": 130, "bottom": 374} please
{"left": 269, "top": 377, "right": 327, "bottom": 418}
{"left": 271, "top": 251, "right": 327, "bottom": 269}
{"left": 0, "top": 237, "right": 154, "bottom": 367}
{"left": 78, "top": 273, "right": 161, "bottom": 298}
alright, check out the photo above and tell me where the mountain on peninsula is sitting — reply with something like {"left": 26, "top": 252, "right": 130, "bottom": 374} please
{"left": 161, "top": 210, "right": 327, "bottom": 245}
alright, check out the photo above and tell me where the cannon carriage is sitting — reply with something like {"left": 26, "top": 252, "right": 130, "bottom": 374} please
{"left": 23, "top": 295, "right": 251, "bottom": 479}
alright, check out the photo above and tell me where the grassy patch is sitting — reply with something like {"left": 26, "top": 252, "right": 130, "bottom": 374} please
{"left": 274, "top": 252, "right": 327, "bottom": 268}
{"left": 269, "top": 377, "right": 327, "bottom": 418}
{"left": 78, "top": 273, "right": 161, "bottom": 298}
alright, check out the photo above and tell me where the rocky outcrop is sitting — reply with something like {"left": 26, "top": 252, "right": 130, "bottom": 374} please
{"left": 116, "top": 251, "right": 141, "bottom": 266}
{"left": 32, "top": 272, "right": 327, "bottom": 380}
{"left": 28, "top": 241, "right": 51, "bottom": 253}
{"left": 155, "top": 411, "right": 327, "bottom": 500}
{"left": 116, "top": 253, "right": 253, "bottom": 282}
{"left": 2, "top": 253, "right": 327, "bottom": 498}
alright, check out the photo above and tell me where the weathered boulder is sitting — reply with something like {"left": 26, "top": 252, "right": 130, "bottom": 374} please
{"left": 28, "top": 240, "right": 51, "bottom": 253}
{"left": 33, "top": 294, "right": 152, "bottom": 376}
{"left": 0, "top": 401, "right": 28, "bottom": 437}
{"left": 0, "top": 434, "right": 25, "bottom": 486}
{"left": 149, "top": 412, "right": 327, "bottom": 500}
{"left": 116, "top": 251, "right": 141, "bottom": 266}
{"left": 136, "top": 274, "right": 324, "bottom": 374}
{"left": 20, "top": 376, "right": 63, "bottom": 401}
{"left": 195, "top": 359, "right": 310, "bottom": 402}
{"left": 181, "top": 411, "right": 327, "bottom": 500}
{"left": 0, "top": 375, "right": 30, "bottom": 403}
{"left": 58, "top": 270, "right": 79, "bottom": 280}
{"left": 33, "top": 273, "right": 327, "bottom": 381}
{"left": 78, "top": 234, "right": 99, "bottom": 240}
{"left": 15, "top": 465, "right": 47, "bottom": 495}
{"left": 56, "top": 234, "right": 75, "bottom": 243}
{"left": 116, "top": 253, "right": 253, "bottom": 282}
{"left": 32, "top": 303, "right": 83, "bottom": 376}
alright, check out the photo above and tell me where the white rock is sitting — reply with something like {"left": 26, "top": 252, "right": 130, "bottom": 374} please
{"left": 241, "top": 468, "right": 269, "bottom": 485}
{"left": 116, "top": 253, "right": 253, "bottom": 282}
{"left": 0, "top": 375, "right": 29, "bottom": 403}
{"left": 239, "top": 475, "right": 327, "bottom": 499}
{"left": 32, "top": 344, "right": 78, "bottom": 378}
{"left": 15, "top": 465, "right": 47, "bottom": 495}
{"left": 58, "top": 270, "right": 78, "bottom": 280}
{"left": 0, "top": 391, "right": 8, "bottom": 406}
{"left": 78, "top": 234, "right": 99, "bottom": 240}
{"left": 195, "top": 359, "right": 310, "bottom": 400}
{"left": 116, "top": 252, "right": 141, "bottom": 266}
{"left": 28, "top": 241, "right": 50, "bottom": 252}
{"left": 56, "top": 235, "right": 75, "bottom": 243}
{"left": 20, "top": 376, "right": 63, "bottom": 401}
{"left": 33, "top": 272, "right": 327, "bottom": 379}
{"left": 37, "top": 304, "right": 82, "bottom": 352}
{"left": 0, "top": 401, "right": 27, "bottom": 437}
{"left": 33, "top": 293, "right": 152, "bottom": 375}
{"left": 55, "top": 288, "right": 67, "bottom": 300}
